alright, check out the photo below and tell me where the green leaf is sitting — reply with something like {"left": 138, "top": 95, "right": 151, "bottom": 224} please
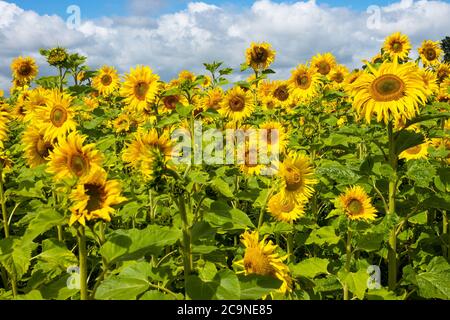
{"left": 356, "top": 232, "right": 384, "bottom": 252}
{"left": 416, "top": 257, "right": 450, "bottom": 300}
{"left": 291, "top": 258, "right": 330, "bottom": 279}
{"left": 366, "top": 288, "right": 404, "bottom": 300}
{"left": 186, "top": 270, "right": 240, "bottom": 300}
{"left": 100, "top": 225, "right": 182, "bottom": 264}
{"left": 204, "top": 201, "right": 254, "bottom": 230}
{"left": 395, "top": 130, "right": 424, "bottom": 155}
{"left": 406, "top": 161, "right": 436, "bottom": 188}
{"left": 22, "top": 209, "right": 65, "bottom": 243}
{"left": 305, "top": 226, "right": 341, "bottom": 246}
{"left": 338, "top": 269, "right": 369, "bottom": 300}
{"left": 95, "top": 276, "right": 150, "bottom": 300}
{"left": 0, "top": 238, "right": 36, "bottom": 281}
{"left": 211, "top": 178, "right": 234, "bottom": 198}
{"left": 238, "top": 274, "right": 282, "bottom": 300}
{"left": 317, "top": 161, "right": 360, "bottom": 185}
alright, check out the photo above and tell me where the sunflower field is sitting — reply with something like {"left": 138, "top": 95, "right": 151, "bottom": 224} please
{"left": 0, "top": 32, "right": 449, "bottom": 301}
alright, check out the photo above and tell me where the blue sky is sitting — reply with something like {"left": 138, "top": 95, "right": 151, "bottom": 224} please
{"left": 9, "top": 0, "right": 402, "bottom": 18}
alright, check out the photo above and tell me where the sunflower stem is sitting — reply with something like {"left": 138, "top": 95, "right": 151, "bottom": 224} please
{"left": 287, "top": 232, "right": 294, "bottom": 263}
{"left": 387, "top": 121, "right": 398, "bottom": 291}
{"left": 258, "top": 187, "right": 274, "bottom": 229}
{"left": 178, "top": 194, "right": 193, "bottom": 296}
{"left": 77, "top": 226, "right": 89, "bottom": 300}
{"left": 343, "top": 228, "right": 352, "bottom": 301}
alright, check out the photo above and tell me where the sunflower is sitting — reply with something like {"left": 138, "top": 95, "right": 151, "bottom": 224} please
{"left": 337, "top": 116, "right": 347, "bottom": 128}
{"left": 270, "top": 80, "right": 293, "bottom": 108}
{"left": 23, "top": 88, "right": 50, "bottom": 122}
{"left": 201, "top": 87, "right": 223, "bottom": 111}
{"left": 239, "top": 142, "right": 264, "bottom": 176}
{"left": 288, "top": 64, "right": 321, "bottom": 100}
{"left": 399, "top": 141, "right": 430, "bottom": 160}
{"left": 418, "top": 69, "right": 439, "bottom": 96}
{"left": 0, "top": 111, "right": 9, "bottom": 149}
{"left": 311, "top": 53, "right": 337, "bottom": 76}
{"left": 220, "top": 86, "right": 255, "bottom": 122}
{"left": 112, "top": 113, "right": 132, "bottom": 134}
{"left": 120, "top": 65, "right": 161, "bottom": 112}
{"left": 336, "top": 186, "right": 377, "bottom": 221}
{"left": 92, "top": 65, "right": 120, "bottom": 96}
{"left": 235, "top": 230, "right": 291, "bottom": 294}
{"left": 418, "top": 40, "right": 443, "bottom": 67}
{"left": 279, "top": 152, "right": 317, "bottom": 203}
{"left": 69, "top": 167, "right": 126, "bottom": 226}
{"left": 259, "top": 121, "right": 288, "bottom": 153}
{"left": 122, "top": 128, "right": 172, "bottom": 180}
{"left": 36, "top": 90, "right": 77, "bottom": 140}
{"left": 268, "top": 193, "right": 304, "bottom": 224}
{"left": 159, "top": 85, "right": 189, "bottom": 114}
{"left": 370, "top": 53, "right": 384, "bottom": 65}
{"left": 329, "top": 65, "right": 349, "bottom": 84}
{"left": 11, "top": 56, "right": 38, "bottom": 83}
{"left": 22, "top": 125, "right": 55, "bottom": 168}
{"left": 382, "top": 32, "right": 412, "bottom": 61}
{"left": 0, "top": 151, "right": 13, "bottom": 174}
{"left": 246, "top": 42, "right": 276, "bottom": 71}
{"left": 12, "top": 92, "right": 30, "bottom": 121}
{"left": 178, "top": 70, "right": 196, "bottom": 83}
{"left": 47, "top": 131, "right": 103, "bottom": 181}
{"left": 435, "top": 63, "right": 450, "bottom": 83}
{"left": 350, "top": 61, "right": 428, "bottom": 124}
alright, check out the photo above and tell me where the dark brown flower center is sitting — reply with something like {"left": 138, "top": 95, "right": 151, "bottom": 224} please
{"left": 317, "top": 62, "right": 331, "bottom": 75}
{"left": 285, "top": 166, "right": 303, "bottom": 191}
{"left": 68, "top": 154, "right": 88, "bottom": 177}
{"left": 296, "top": 74, "right": 311, "bottom": 89}
{"left": 134, "top": 81, "right": 149, "bottom": 100}
{"left": 252, "top": 47, "right": 269, "bottom": 64}
{"left": 18, "top": 63, "right": 32, "bottom": 76}
{"left": 50, "top": 106, "right": 68, "bottom": 127}
{"left": 85, "top": 183, "right": 106, "bottom": 212}
{"left": 229, "top": 95, "right": 245, "bottom": 112}
{"left": 101, "top": 74, "right": 113, "bottom": 86}
{"left": 347, "top": 199, "right": 363, "bottom": 216}
{"left": 406, "top": 145, "right": 422, "bottom": 155}
{"left": 36, "top": 139, "right": 53, "bottom": 159}
{"left": 273, "top": 85, "right": 289, "bottom": 101}
{"left": 370, "top": 74, "right": 405, "bottom": 102}
{"left": 392, "top": 42, "right": 403, "bottom": 52}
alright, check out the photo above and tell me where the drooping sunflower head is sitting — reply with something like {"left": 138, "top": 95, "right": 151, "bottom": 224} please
{"left": 280, "top": 152, "right": 318, "bottom": 203}
{"left": 235, "top": 230, "right": 291, "bottom": 294}
{"left": 311, "top": 53, "right": 337, "bottom": 76}
{"left": 22, "top": 125, "right": 56, "bottom": 168}
{"left": 399, "top": 141, "right": 429, "bottom": 161}
{"left": 435, "top": 63, "right": 450, "bottom": 83}
{"left": 336, "top": 186, "right": 377, "bottom": 221}
{"left": 382, "top": 32, "right": 412, "bottom": 61}
{"left": 418, "top": 40, "right": 443, "bottom": 67}
{"left": 47, "top": 131, "right": 103, "bottom": 182}
{"left": 246, "top": 42, "right": 276, "bottom": 71}
{"left": 201, "top": 87, "right": 223, "bottom": 111}
{"left": 11, "top": 56, "right": 39, "bottom": 83}
{"left": 93, "top": 65, "right": 120, "bottom": 96}
{"left": 370, "top": 53, "right": 385, "bottom": 65}
{"left": 288, "top": 64, "right": 321, "bottom": 100}
{"left": 350, "top": 61, "right": 428, "bottom": 124}
{"left": 268, "top": 192, "right": 305, "bottom": 224}
{"left": 220, "top": 86, "right": 255, "bottom": 123}
{"left": 46, "top": 47, "right": 69, "bottom": 67}
{"left": 120, "top": 65, "right": 161, "bottom": 112}
{"left": 69, "top": 167, "right": 126, "bottom": 226}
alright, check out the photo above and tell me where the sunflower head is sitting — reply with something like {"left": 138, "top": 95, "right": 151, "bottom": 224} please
{"left": 11, "top": 56, "right": 38, "bottom": 83}
{"left": 220, "top": 86, "right": 255, "bottom": 122}
{"left": 329, "top": 65, "right": 349, "bottom": 84}
{"left": 336, "top": 186, "right": 377, "bottom": 221}
{"left": 418, "top": 40, "right": 443, "bottom": 67}
{"left": 280, "top": 152, "right": 317, "bottom": 203}
{"left": 383, "top": 32, "right": 412, "bottom": 61}
{"left": 70, "top": 167, "right": 126, "bottom": 226}
{"left": 201, "top": 87, "right": 223, "bottom": 111}
{"left": 399, "top": 142, "right": 429, "bottom": 160}
{"left": 246, "top": 42, "right": 276, "bottom": 71}
{"left": 235, "top": 230, "right": 291, "bottom": 294}
{"left": 22, "top": 125, "right": 56, "bottom": 168}
{"left": 288, "top": 64, "right": 321, "bottom": 100}
{"left": 46, "top": 47, "right": 69, "bottom": 67}
{"left": 93, "top": 65, "right": 120, "bottom": 96}
{"left": 311, "top": 53, "right": 337, "bottom": 76}
{"left": 435, "top": 63, "right": 450, "bottom": 83}
{"left": 268, "top": 193, "right": 304, "bottom": 224}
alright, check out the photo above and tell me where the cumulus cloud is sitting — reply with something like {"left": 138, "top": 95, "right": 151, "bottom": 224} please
{"left": 1, "top": 0, "right": 450, "bottom": 90}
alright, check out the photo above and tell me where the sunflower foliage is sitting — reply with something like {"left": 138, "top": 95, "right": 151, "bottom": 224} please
{"left": 0, "top": 36, "right": 449, "bottom": 301}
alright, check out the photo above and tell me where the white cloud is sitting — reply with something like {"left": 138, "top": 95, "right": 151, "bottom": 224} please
{"left": 1, "top": 0, "right": 450, "bottom": 91}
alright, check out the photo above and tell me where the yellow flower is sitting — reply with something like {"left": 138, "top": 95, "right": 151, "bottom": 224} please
{"left": 220, "top": 86, "right": 255, "bottom": 123}
{"left": 418, "top": 40, "right": 443, "bottom": 67}
{"left": 120, "top": 65, "right": 161, "bottom": 112}
{"left": 69, "top": 167, "right": 126, "bottom": 226}
{"left": 268, "top": 193, "right": 304, "bottom": 224}
{"left": 36, "top": 89, "right": 77, "bottom": 140}
{"left": 22, "top": 125, "right": 55, "bottom": 168}
{"left": 370, "top": 53, "right": 384, "bottom": 65}
{"left": 23, "top": 88, "right": 51, "bottom": 122}
{"left": 311, "top": 53, "right": 337, "bottom": 76}
{"left": 258, "top": 80, "right": 275, "bottom": 100}
{"left": 0, "top": 151, "right": 13, "bottom": 174}
{"left": 47, "top": 131, "right": 103, "bottom": 181}
{"left": 178, "top": 70, "right": 196, "bottom": 82}
{"left": 288, "top": 64, "right": 321, "bottom": 100}
{"left": 122, "top": 128, "right": 172, "bottom": 180}
{"left": 418, "top": 69, "right": 439, "bottom": 96}
{"left": 329, "top": 65, "right": 349, "bottom": 84}
{"left": 0, "top": 111, "right": 9, "bottom": 149}
{"left": 246, "top": 42, "right": 276, "bottom": 71}
{"left": 259, "top": 121, "right": 288, "bottom": 153}
{"left": 383, "top": 32, "right": 412, "bottom": 61}
{"left": 337, "top": 116, "right": 347, "bottom": 128}
{"left": 280, "top": 152, "right": 317, "bottom": 203}
{"left": 336, "top": 186, "right": 377, "bottom": 221}
{"left": 11, "top": 56, "right": 38, "bottom": 83}
{"left": 235, "top": 230, "right": 291, "bottom": 294}
{"left": 350, "top": 61, "right": 428, "bottom": 124}
{"left": 159, "top": 84, "right": 189, "bottom": 113}
{"left": 201, "top": 87, "right": 223, "bottom": 111}
{"left": 112, "top": 113, "right": 132, "bottom": 134}
{"left": 270, "top": 80, "right": 293, "bottom": 108}
{"left": 93, "top": 65, "right": 120, "bottom": 96}
{"left": 239, "top": 142, "right": 264, "bottom": 176}
{"left": 399, "top": 142, "right": 429, "bottom": 161}
{"left": 435, "top": 63, "right": 450, "bottom": 83}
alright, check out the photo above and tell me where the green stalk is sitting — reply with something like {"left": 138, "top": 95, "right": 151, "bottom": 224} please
{"left": 77, "top": 226, "right": 88, "bottom": 300}
{"left": 257, "top": 188, "right": 274, "bottom": 229}
{"left": 287, "top": 232, "right": 294, "bottom": 263}
{"left": 387, "top": 121, "right": 398, "bottom": 291}
{"left": 343, "top": 229, "right": 352, "bottom": 301}
{"left": 443, "top": 211, "right": 449, "bottom": 261}
{"left": 178, "top": 195, "right": 193, "bottom": 288}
